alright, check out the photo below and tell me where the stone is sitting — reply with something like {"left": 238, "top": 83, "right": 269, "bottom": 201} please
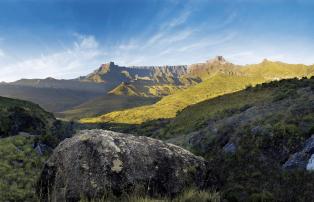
{"left": 223, "top": 142, "right": 236, "bottom": 154}
{"left": 283, "top": 135, "right": 314, "bottom": 170}
{"left": 37, "top": 130, "right": 208, "bottom": 201}
{"left": 282, "top": 152, "right": 308, "bottom": 170}
{"left": 306, "top": 154, "right": 314, "bottom": 171}
{"left": 303, "top": 135, "right": 314, "bottom": 153}
{"left": 33, "top": 143, "right": 49, "bottom": 156}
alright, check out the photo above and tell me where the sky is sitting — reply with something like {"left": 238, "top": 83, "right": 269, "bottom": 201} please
{"left": 0, "top": 0, "right": 314, "bottom": 81}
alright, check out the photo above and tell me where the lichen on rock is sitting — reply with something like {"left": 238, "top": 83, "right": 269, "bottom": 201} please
{"left": 37, "top": 129, "right": 208, "bottom": 201}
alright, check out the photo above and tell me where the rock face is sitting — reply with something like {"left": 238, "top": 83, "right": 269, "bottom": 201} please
{"left": 283, "top": 135, "right": 314, "bottom": 170}
{"left": 81, "top": 62, "right": 188, "bottom": 85}
{"left": 37, "top": 130, "right": 208, "bottom": 201}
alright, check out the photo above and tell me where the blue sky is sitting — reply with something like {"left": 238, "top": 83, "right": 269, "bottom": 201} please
{"left": 0, "top": 0, "right": 313, "bottom": 81}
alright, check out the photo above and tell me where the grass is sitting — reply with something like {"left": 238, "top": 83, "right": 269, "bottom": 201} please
{"left": 81, "top": 74, "right": 265, "bottom": 124}
{"left": 0, "top": 96, "right": 56, "bottom": 138}
{"left": 58, "top": 94, "right": 160, "bottom": 120}
{"left": 241, "top": 59, "right": 314, "bottom": 79}
{"left": 79, "top": 189, "right": 221, "bottom": 202}
{"left": 0, "top": 135, "right": 48, "bottom": 201}
{"left": 147, "top": 84, "right": 187, "bottom": 96}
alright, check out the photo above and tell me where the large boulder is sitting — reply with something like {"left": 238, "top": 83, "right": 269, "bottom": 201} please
{"left": 37, "top": 130, "right": 208, "bottom": 201}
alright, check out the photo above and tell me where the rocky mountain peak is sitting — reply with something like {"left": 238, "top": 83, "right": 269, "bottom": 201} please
{"left": 206, "top": 56, "right": 227, "bottom": 64}
{"left": 97, "top": 62, "right": 117, "bottom": 74}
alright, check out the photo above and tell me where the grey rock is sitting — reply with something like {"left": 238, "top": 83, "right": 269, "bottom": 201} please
{"left": 223, "top": 142, "right": 236, "bottom": 154}
{"left": 251, "top": 126, "right": 270, "bottom": 136}
{"left": 306, "top": 154, "right": 314, "bottom": 171}
{"left": 34, "top": 143, "right": 48, "bottom": 156}
{"left": 283, "top": 135, "right": 314, "bottom": 170}
{"left": 303, "top": 135, "right": 314, "bottom": 154}
{"left": 37, "top": 130, "right": 208, "bottom": 201}
{"left": 282, "top": 152, "right": 308, "bottom": 170}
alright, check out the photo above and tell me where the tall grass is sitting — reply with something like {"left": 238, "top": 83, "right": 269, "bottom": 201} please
{"left": 79, "top": 189, "right": 220, "bottom": 202}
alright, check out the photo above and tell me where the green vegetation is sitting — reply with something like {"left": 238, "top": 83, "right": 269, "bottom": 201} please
{"left": 0, "top": 135, "right": 48, "bottom": 201}
{"left": 109, "top": 82, "right": 144, "bottom": 96}
{"left": 100, "top": 77, "right": 314, "bottom": 201}
{"left": 81, "top": 74, "right": 265, "bottom": 124}
{"left": 147, "top": 84, "right": 186, "bottom": 96}
{"left": 79, "top": 189, "right": 221, "bottom": 202}
{"left": 82, "top": 60, "right": 314, "bottom": 125}
{"left": 0, "top": 96, "right": 76, "bottom": 201}
{"left": 0, "top": 96, "right": 55, "bottom": 137}
{"left": 0, "top": 96, "right": 75, "bottom": 147}
{"left": 241, "top": 59, "right": 314, "bottom": 79}
{"left": 59, "top": 94, "right": 160, "bottom": 120}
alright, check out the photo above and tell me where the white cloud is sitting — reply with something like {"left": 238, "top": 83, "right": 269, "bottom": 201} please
{"left": 0, "top": 34, "right": 107, "bottom": 82}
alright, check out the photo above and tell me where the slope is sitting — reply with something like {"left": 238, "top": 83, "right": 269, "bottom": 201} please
{"left": 241, "top": 59, "right": 314, "bottom": 79}
{"left": 0, "top": 84, "right": 103, "bottom": 112}
{"left": 58, "top": 94, "right": 160, "bottom": 120}
{"left": 0, "top": 96, "right": 55, "bottom": 137}
{"left": 99, "top": 77, "right": 314, "bottom": 201}
{"left": 81, "top": 74, "right": 265, "bottom": 124}
{"left": 81, "top": 59, "right": 314, "bottom": 124}
{"left": 0, "top": 96, "right": 76, "bottom": 201}
{"left": 108, "top": 82, "right": 143, "bottom": 96}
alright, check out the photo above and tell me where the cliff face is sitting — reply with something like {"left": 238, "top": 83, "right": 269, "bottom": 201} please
{"left": 81, "top": 62, "right": 188, "bottom": 85}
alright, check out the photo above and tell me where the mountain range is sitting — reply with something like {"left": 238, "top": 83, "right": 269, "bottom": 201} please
{"left": 0, "top": 56, "right": 313, "bottom": 122}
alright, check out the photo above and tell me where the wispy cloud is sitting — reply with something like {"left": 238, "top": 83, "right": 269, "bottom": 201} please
{"left": 178, "top": 32, "right": 237, "bottom": 52}
{"left": 164, "top": 10, "right": 191, "bottom": 29}
{"left": 0, "top": 34, "right": 107, "bottom": 82}
{"left": 73, "top": 33, "right": 99, "bottom": 49}
{"left": 109, "top": 4, "right": 242, "bottom": 66}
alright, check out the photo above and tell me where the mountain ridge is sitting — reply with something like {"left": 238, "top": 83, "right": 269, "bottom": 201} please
{"left": 80, "top": 57, "right": 314, "bottom": 124}
{"left": 1, "top": 56, "right": 314, "bottom": 122}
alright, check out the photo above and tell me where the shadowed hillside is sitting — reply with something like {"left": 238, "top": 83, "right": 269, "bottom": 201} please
{"left": 58, "top": 94, "right": 160, "bottom": 120}
{"left": 0, "top": 96, "right": 77, "bottom": 201}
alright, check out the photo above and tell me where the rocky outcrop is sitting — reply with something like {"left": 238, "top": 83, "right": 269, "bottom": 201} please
{"left": 37, "top": 130, "right": 208, "bottom": 201}
{"left": 81, "top": 62, "right": 188, "bottom": 85}
{"left": 283, "top": 135, "right": 314, "bottom": 170}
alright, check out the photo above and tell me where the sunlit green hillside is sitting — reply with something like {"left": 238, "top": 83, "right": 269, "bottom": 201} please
{"left": 242, "top": 59, "right": 314, "bottom": 79}
{"left": 81, "top": 74, "right": 265, "bottom": 124}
